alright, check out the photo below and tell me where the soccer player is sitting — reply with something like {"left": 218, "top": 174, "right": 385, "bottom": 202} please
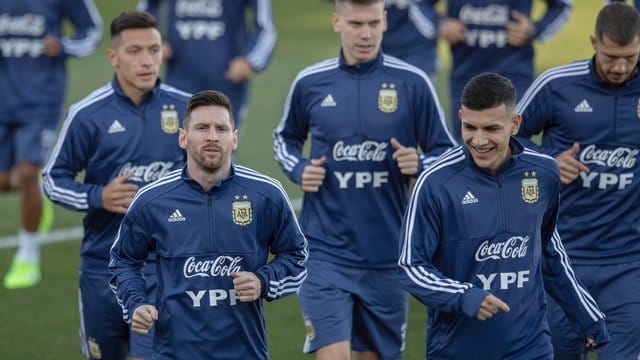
{"left": 0, "top": 0, "right": 102, "bottom": 289}
{"left": 110, "top": 90, "right": 308, "bottom": 359}
{"left": 382, "top": 0, "right": 439, "bottom": 80}
{"left": 516, "top": 2, "right": 640, "bottom": 358}
{"left": 42, "top": 11, "right": 190, "bottom": 360}
{"left": 399, "top": 72, "right": 609, "bottom": 359}
{"left": 137, "top": 0, "right": 277, "bottom": 134}
{"left": 273, "top": 0, "right": 455, "bottom": 358}
{"left": 434, "top": 0, "right": 572, "bottom": 139}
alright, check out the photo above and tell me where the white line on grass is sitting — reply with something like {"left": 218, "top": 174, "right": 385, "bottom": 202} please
{"left": 0, "top": 198, "right": 303, "bottom": 249}
{"left": 0, "top": 226, "right": 84, "bottom": 250}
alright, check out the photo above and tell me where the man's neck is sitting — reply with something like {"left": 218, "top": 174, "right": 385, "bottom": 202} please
{"left": 187, "top": 162, "right": 231, "bottom": 192}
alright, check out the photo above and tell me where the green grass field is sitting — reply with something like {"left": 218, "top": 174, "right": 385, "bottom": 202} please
{"left": 0, "top": 0, "right": 601, "bottom": 358}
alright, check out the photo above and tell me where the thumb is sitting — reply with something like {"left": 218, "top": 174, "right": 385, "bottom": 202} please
{"left": 310, "top": 156, "right": 327, "bottom": 166}
{"left": 149, "top": 306, "right": 159, "bottom": 321}
{"left": 390, "top": 137, "right": 405, "bottom": 150}
{"left": 568, "top": 142, "right": 580, "bottom": 157}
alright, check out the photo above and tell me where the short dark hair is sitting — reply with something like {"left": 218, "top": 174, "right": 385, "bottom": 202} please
{"left": 110, "top": 11, "right": 157, "bottom": 39}
{"left": 335, "top": 0, "right": 383, "bottom": 7}
{"left": 461, "top": 73, "right": 516, "bottom": 112}
{"left": 595, "top": 2, "right": 640, "bottom": 45}
{"left": 184, "top": 90, "right": 234, "bottom": 129}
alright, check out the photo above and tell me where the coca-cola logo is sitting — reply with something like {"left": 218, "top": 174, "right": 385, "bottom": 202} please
{"left": 175, "top": 0, "right": 222, "bottom": 17}
{"left": 118, "top": 161, "right": 175, "bottom": 183}
{"left": 332, "top": 140, "right": 388, "bottom": 162}
{"left": 183, "top": 256, "right": 242, "bottom": 278}
{"left": 579, "top": 145, "right": 638, "bottom": 169}
{"left": 475, "top": 236, "right": 529, "bottom": 262}
{"left": 460, "top": 4, "right": 509, "bottom": 26}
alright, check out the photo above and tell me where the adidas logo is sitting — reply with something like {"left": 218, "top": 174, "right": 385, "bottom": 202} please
{"left": 461, "top": 191, "right": 478, "bottom": 205}
{"left": 574, "top": 100, "right": 593, "bottom": 113}
{"left": 168, "top": 209, "right": 186, "bottom": 222}
{"left": 108, "top": 120, "right": 126, "bottom": 134}
{"left": 320, "top": 94, "right": 336, "bottom": 107}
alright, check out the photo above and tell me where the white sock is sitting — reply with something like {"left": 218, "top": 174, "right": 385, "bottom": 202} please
{"left": 15, "top": 228, "right": 41, "bottom": 264}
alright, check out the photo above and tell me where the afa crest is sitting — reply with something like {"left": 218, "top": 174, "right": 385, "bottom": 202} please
{"left": 378, "top": 83, "right": 398, "bottom": 113}
{"left": 88, "top": 337, "right": 102, "bottom": 359}
{"left": 521, "top": 171, "right": 539, "bottom": 204}
{"left": 232, "top": 195, "right": 252, "bottom": 226}
{"left": 161, "top": 104, "right": 179, "bottom": 134}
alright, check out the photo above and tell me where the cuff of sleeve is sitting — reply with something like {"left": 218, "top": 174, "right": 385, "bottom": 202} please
{"left": 87, "top": 186, "right": 104, "bottom": 209}
{"left": 255, "top": 272, "right": 269, "bottom": 299}
{"left": 291, "top": 159, "right": 310, "bottom": 185}
{"left": 584, "top": 319, "right": 611, "bottom": 350}
{"left": 460, "top": 287, "right": 489, "bottom": 318}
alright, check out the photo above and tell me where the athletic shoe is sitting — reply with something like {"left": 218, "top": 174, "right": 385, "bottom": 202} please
{"left": 3, "top": 259, "right": 41, "bottom": 289}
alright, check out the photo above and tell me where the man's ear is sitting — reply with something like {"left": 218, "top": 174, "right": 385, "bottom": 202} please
{"left": 178, "top": 128, "right": 188, "bottom": 149}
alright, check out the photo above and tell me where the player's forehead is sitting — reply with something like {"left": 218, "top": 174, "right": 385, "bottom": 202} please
{"left": 189, "top": 105, "right": 231, "bottom": 126}
{"left": 113, "top": 27, "right": 161, "bottom": 48}
{"left": 337, "top": 1, "right": 384, "bottom": 21}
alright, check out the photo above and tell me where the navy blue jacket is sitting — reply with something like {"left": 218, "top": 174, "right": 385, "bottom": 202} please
{"left": 383, "top": 0, "right": 439, "bottom": 76}
{"left": 42, "top": 78, "right": 190, "bottom": 274}
{"left": 274, "top": 51, "right": 455, "bottom": 269}
{"left": 138, "top": 0, "right": 276, "bottom": 127}
{"left": 399, "top": 141, "right": 608, "bottom": 359}
{"left": 0, "top": 0, "right": 102, "bottom": 123}
{"left": 517, "top": 58, "right": 640, "bottom": 265}
{"left": 110, "top": 165, "right": 308, "bottom": 360}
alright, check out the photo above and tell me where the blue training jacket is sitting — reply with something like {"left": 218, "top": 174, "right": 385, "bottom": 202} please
{"left": 436, "top": 0, "right": 572, "bottom": 86}
{"left": 516, "top": 58, "right": 640, "bottom": 265}
{"left": 0, "top": 0, "right": 102, "bottom": 123}
{"left": 399, "top": 140, "right": 609, "bottom": 359}
{"left": 110, "top": 165, "right": 308, "bottom": 360}
{"left": 382, "top": 0, "right": 439, "bottom": 76}
{"left": 42, "top": 77, "right": 190, "bottom": 274}
{"left": 274, "top": 51, "right": 455, "bottom": 269}
{"left": 138, "top": 0, "right": 276, "bottom": 104}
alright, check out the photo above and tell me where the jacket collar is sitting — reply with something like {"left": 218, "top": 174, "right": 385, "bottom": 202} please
{"left": 181, "top": 163, "right": 236, "bottom": 194}
{"left": 111, "top": 75, "right": 162, "bottom": 106}
{"left": 338, "top": 49, "right": 383, "bottom": 74}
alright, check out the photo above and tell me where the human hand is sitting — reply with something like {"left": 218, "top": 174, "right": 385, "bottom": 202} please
{"left": 477, "top": 294, "right": 510, "bottom": 320}
{"left": 301, "top": 156, "right": 326, "bottom": 192}
{"left": 506, "top": 10, "right": 535, "bottom": 47}
{"left": 555, "top": 143, "right": 589, "bottom": 185}
{"left": 391, "top": 138, "right": 419, "bottom": 175}
{"left": 439, "top": 18, "right": 466, "bottom": 44}
{"left": 131, "top": 304, "right": 158, "bottom": 334}
{"left": 231, "top": 271, "right": 262, "bottom": 302}
{"left": 101, "top": 174, "right": 139, "bottom": 214}
{"left": 43, "top": 34, "right": 62, "bottom": 57}
{"left": 224, "top": 57, "right": 254, "bottom": 83}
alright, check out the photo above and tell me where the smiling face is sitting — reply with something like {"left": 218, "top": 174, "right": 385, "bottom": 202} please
{"left": 460, "top": 103, "right": 521, "bottom": 174}
{"left": 332, "top": 0, "right": 386, "bottom": 65}
{"left": 179, "top": 105, "right": 238, "bottom": 176}
{"left": 108, "top": 27, "right": 163, "bottom": 104}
